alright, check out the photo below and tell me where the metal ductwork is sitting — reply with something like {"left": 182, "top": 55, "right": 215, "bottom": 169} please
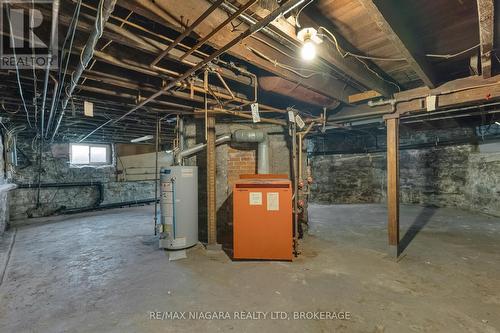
{"left": 232, "top": 130, "right": 270, "bottom": 174}
{"left": 175, "top": 130, "right": 270, "bottom": 174}
{"left": 175, "top": 134, "right": 232, "bottom": 165}
{"left": 51, "top": 0, "right": 117, "bottom": 140}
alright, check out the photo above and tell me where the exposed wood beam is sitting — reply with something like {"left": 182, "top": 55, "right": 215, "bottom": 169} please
{"left": 357, "top": 0, "right": 438, "bottom": 88}
{"left": 297, "top": 7, "right": 397, "bottom": 97}
{"left": 348, "top": 90, "right": 382, "bottom": 104}
{"left": 330, "top": 74, "right": 500, "bottom": 122}
{"left": 477, "top": 0, "right": 494, "bottom": 78}
{"left": 116, "top": 0, "right": 359, "bottom": 103}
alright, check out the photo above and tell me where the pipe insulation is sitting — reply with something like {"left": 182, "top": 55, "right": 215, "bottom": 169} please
{"left": 51, "top": 0, "right": 117, "bottom": 141}
{"left": 232, "top": 130, "right": 269, "bottom": 174}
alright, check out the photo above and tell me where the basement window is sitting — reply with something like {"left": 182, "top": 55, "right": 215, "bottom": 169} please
{"left": 70, "top": 143, "right": 112, "bottom": 167}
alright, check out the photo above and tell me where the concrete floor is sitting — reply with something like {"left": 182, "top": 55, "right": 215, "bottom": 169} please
{"left": 0, "top": 204, "right": 499, "bottom": 333}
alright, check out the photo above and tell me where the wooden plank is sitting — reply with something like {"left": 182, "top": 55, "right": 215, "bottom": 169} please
{"left": 357, "top": 0, "right": 438, "bottom": 88}
{"left": 348, "top": 90, "right": 382, "bottom": 104}
{"left": 477, "top": 0, "right": 494, "bottom": 78}
{"left": 331, "top": 74, "right": 500, "bottom": 121}
{"left": 386, "top": 117, "right": 400, "bottom": 250}
{"left": 116, "top": 0, "right": 360, "bottom": 103}
{"left": 297, "top": 6, "right": 397, "bottom": 97}
{"left": 206, "top": 116, "right": 217, "bottom": 245}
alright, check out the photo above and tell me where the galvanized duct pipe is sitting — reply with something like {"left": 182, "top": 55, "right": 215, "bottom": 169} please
{"left": 175, "top": 130, "right": 270, "bottom": 173}
{"left": 232, "top": 129, "right": 269, "bottom": 174}
{"left": 175, "top": 134, "right": 232, "bottom": 165}
{"left": 51, "top": 0, "right": 117, "bottom": 141}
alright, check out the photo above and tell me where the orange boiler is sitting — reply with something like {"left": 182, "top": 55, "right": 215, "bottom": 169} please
{"left": 233, "top": 176, "right": 293, "bottom": 260}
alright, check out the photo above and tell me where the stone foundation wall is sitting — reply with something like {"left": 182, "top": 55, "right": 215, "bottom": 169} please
{"left": 310, "top": 143, "right": 500, "bottom": 216}
{"left": 8, "top": 139, "right": 155, "bottom": 223}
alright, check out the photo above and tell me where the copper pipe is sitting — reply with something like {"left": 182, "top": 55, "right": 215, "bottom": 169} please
{"left": 151, "top": 0, "right": 224, "bottom": 66}
{"left": 179, "top": 0, "right": 258, "bottom": 61}
{"left": 215, "top": 71, "right": 235, "bottom": 100}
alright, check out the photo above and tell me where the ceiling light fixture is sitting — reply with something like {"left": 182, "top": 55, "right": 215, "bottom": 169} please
{"left": 297, "top": 27, "right": 322, "bottom": 61}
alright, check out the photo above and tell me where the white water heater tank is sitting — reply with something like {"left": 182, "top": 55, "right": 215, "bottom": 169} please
{"left": 159, "top": 166, "right": 198, "bottom": 250}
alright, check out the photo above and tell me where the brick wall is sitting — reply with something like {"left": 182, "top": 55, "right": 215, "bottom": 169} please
{"left": 227, "top": 145, "right": 256, "bottom": 188}
{"left": 8, "top": 139, "right": 156, "bottom": 222}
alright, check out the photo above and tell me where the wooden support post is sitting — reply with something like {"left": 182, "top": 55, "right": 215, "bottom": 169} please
{"left": 477, "top": 0, "right": 494, "bottom": 78}
{"left": 206, "top": 115, "right": 218, "bottom": 247}
{"left": 386, "top": 116, "right": 400, "bottom": 257}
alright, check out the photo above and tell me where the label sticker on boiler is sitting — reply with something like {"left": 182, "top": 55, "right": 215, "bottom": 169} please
{"left": 249, "top": 192, "right": 262, "bottom": 205}
{"left": 267, "top": 192, "right": 279, "bottom": 211}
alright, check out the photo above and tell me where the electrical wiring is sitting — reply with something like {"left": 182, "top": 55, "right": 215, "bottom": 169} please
{"left": 5, "top": 3, "right": 33, "bottom": 129}
{"left": 425, "top": 44, "right": 480, "bottom": 59}
{"left": 1, "top": 100, "right": 20, "bottom": 114}
{"left": 245, "top": 44, "right": 340, "bottom": 81}
{"left": 317, "top": 26, "right": 401, "bottom": 91}
{"left": 295, "top": 0, "right": 315, "bottom": 29}
{"left": 318, "top": 27, "right": 406, "bottom": 62}
{"left": 319, "top": 25, "right": 480, "bottom": 64}
{"left": 355, "top": 56, "right": 401, "bottom": 92}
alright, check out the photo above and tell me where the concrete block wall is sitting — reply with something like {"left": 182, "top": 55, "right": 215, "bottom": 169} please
{"left": 8, "top": 139, "right": 155, "bottom": 223}
{"left": 310, "top": 143, "right": 500, "bottom": 217}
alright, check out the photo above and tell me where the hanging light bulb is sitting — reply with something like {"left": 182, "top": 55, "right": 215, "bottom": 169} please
{"left": 301, "top": 38, "right": 316, "bottom": 61}
{"left": 297, "top": 28, "right": 321, "bottom": 61}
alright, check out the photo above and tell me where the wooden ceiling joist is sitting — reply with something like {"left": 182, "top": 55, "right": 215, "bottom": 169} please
{"left": 116, "top": 0, "right": 359, "bottom": 103}
{"left": 296, "top": 6, "right": 397, "bottom": 97}
{"left": 357, "top": 0, "right": 438, "bottom": 88}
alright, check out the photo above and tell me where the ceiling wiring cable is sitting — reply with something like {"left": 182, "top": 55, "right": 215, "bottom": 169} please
{"left": 318, "top": 27, "right": 406, "bottom": 62}
{"left": 1, "top": 100, "right": 20, "bottom": 114}
{"left": 425, "top": 44, "right": 480, "bottom": 59}
{"left": 317, "top": 27, "right": 401, "bottom": 91}
{"left": 355, "top": 56, "right": 401, "bottom": 92}
{"left": 245, "top": 44, "right": 341, "bottom": 80}
{"left": 318, "top": 26, "right": 480, "bottom": 62}
{"left": 295, "top": 0, "right": 315, "bottom": 28}
{"left": 5, "top": 3, "right": 33, "bottom": 129}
